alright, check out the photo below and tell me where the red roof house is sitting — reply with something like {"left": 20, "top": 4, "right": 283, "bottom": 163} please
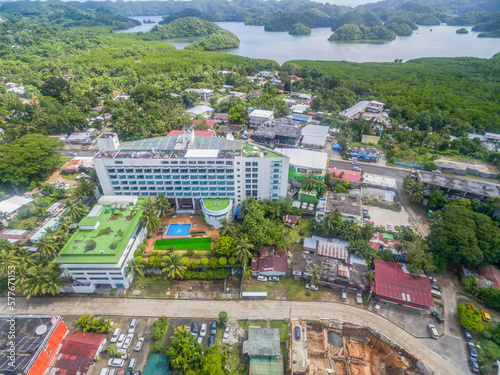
{"left": 283, "top": 214, "right": 300, "bottom": 227}
{"left": 371, "top": 260, "right": 434, "bottom": 311}
{"left": 251, "top": 246, "right": 288, "bottom": 276}
{"left": 213, "top": 113, "right": 229, "bottom": 123}
{"left": 478, "top": 265, "right": 500, "bottom": 289}
{"left": 167, "top": 130, "right": 215, "bottom": 137}
{"left": 329, "top": 168, "right": 362, "bottom": 185}
{"left": 51, "top": 332, "right": 107, "bottom": 375}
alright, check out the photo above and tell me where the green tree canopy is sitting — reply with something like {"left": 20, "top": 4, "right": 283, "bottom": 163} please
{"left": 166, "top": 326, "right": 204, "bottom": 373}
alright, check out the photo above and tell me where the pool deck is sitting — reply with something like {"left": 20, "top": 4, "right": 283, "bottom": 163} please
{"left": 145, "top": 211, "right": 219, "bottom": 255}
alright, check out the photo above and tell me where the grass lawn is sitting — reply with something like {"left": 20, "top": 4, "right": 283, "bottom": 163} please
{"left": 129, "top": 276, "right": 171, "bottom": 297}
{"left": 287, "top": 219, "right": 311, "bottom": 245}
{"left": 154, "top": 237, "right": 211, "bottom": 251}
{"left": 243, "top": 276, "right": 322, "bottom": 302}
{"left": 13, "top": 215, "right": 38, "bottom": 230}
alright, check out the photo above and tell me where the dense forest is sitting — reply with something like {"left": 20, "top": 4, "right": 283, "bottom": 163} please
{"left": 328, "top": 24, "right": 396, "bottom": 40}
{"left": 184, "top": 29, "right": 240, "bottom": 51}
{"left": 147, "top": 17, "right": 222, "bottom": 39}
{"left": 289, "top": 22, "right": 311, "bottom": 35}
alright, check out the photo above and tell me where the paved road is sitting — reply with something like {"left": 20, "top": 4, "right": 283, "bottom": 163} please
{"left": 4, "top": 297, "right": 465, "bottom": 375}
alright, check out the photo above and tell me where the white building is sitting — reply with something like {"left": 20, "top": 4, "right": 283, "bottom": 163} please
{"left": 0, "top": 195, "right": 33, "bottom": 221}
{"left": 249, "top": 109, "right": 275, "bottom": 129}
{"left": 275, "top": 148, "right": 327, "bottom": 175}
{"left": 301, "top": 125, "right": 330, "bottom": 149}
{"left": 186, "top": 105, "right": 214, "bottom": 119}
{"left": 53, "top": 196, "right": 146, "bottom": 291}
{"left": 93, "top": 131, "right": 289, "bottom": 212}
{"left": 185, "top": 88, "right": 214, "bottom": 101}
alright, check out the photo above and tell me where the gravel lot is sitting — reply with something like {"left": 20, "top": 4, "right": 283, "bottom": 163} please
{"left": 365, "top": 206, "right": 411, "bottom": 228}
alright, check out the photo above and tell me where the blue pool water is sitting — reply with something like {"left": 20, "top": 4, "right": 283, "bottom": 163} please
{"left": 166, "top": 223, "right": 191, "bottom": 236}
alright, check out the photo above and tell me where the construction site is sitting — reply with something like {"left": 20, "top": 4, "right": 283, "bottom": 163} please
{"left": 291, "top": 320, "right": 429, "bottom": 375}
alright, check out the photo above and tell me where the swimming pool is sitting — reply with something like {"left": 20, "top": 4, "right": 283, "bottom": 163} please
{"left": 166, "top": 223, "right": 191, "bottom": 237}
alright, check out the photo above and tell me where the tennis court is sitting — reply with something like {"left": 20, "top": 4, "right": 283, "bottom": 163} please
{"left": 153, "top": 237, "right": 212, "bottom": 251}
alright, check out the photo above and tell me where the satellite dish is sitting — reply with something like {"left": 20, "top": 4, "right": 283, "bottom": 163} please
{"left": 226, "top": 133, "right": 234, "bottom": 141}
{"left": 100, "top": 250, "right": 105, "bottom": 254}
{"left": 35, "top": 325, "right": 48, "bottom": 335}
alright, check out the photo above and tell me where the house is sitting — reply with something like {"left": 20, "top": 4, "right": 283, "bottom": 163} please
{"left": 66, "top": 130, "right": 98, "bottom": 145}
{"left": 51, "top": 331, "right": 107, "bottom": 375}
{"left": 302, "top": 236, "right": 349, "bottom": 261}
{"left": 60, "top": 157, "right": 94, "bottom": 175}
{"left": 250, "top": 91, "right": 262, "bottom": 98}
{"left": 289, "top": 113, "right": 312, "bottom": 123}
{"left": 283, "top": 214, "right": 300, "bottom": 227}
{"left": 369, "top": 232, "right": 404, "bottom": 259}
{"left": 371, "top": 260, "right": 434, "bottom": 311}
{"left": 290, "top": 104, "right": 309, "bottom": 114}
{"left": 213, "top": 113, "right": 229, "bottom": 124}
{"left": 0, "top": 195, "right": 33, "bottom": 221}
{"left": 328, "top": 168, "right": 362, "bottom": 185}
{"left": 7, "top": 85, "right": 26, "bottom": 98}
{"left": 249, "top": 109, "right": 274, "bottom": 129}
{"left": 339, "top": 101, "right": 390, "bottom": 127}
{"left": 229, "top": 91, "right": 246, "bottom": 100}
{"left": 276, "top": 148, "right": 327, "bottom": 176}
{"left": 185, "top": 88, "right": 214, "bottom": 101}
{"left": 362, "top": 173, "right": 397, "bottom": 190}
{"left": 346, "top": 146, "right": 380, "bottom": 162}
{"left": 252, "top": 118, "right": 302, "bottom": 148}
{"left": 243, "top": 327, "right": 283, "bottom": 375}
{"left": 53, "top": 196, "right": 147, "bottom": 291}
{"left": 0, "top": 315, "right": 68, "bottom": 375}
{"left": 251, "top": 246, "right": 288, "bottom": 276}
{"left": 300, "top": 125, "right": 330, "bottom": 149}
{"left": 186, "top": 105, "right": 214, "bottom": 119}
{"left": 0, "top": 228, "right": 30, "bottom": 244}
{"left": 485, "top": 132, "right": 500, "bottom": 144}
{"left": 316, "top": 191, "right": 362, "bottom": 221}
{"left": 292, "top": 248, "right": 369, "bottom": 292}
{"left": 113, "top": 94, "right": 130, "bottom": 101}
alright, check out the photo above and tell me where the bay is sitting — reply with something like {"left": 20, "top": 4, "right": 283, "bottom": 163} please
{"left": 117, "top": 19, "right": 500, "bottom": 64}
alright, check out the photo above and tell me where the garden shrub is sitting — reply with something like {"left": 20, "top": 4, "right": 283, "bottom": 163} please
{"left": 134, "top": 249, "right": 143, "bottom": 257}
{"left": 218, "top": 257, "right": 227, "bottom": 266}
{"left": 228, "top": 257, "right": 236, "bottom": 265}
{"left": 180, "top": 257, "right": 189, "bottom": 265}
{"left": 200, "top": 257, "right": 209, "bottom": 266}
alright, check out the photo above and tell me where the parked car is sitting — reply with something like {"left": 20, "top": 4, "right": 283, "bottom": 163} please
{"left": 373, "top": 302, "right": 381, "bottom": 313}
{"left": 257, "top": 276, "right": 267, "bottom": 282}
{"left": 117, "top": 371, "right": 124, "bottom": 375}
{"left": 109, "top": 370, "right": 117, "bottom": 375}
{"left": 431, "top": 311, "right": 445, "bottom": 324}
{"left": 107, "top": 358, "right": 124, "bottom": 368}
{"left": 69, "top": 152, "right": 77, "bottom": 156}
{"left": 210, "top": 320, "right": 217, "bottom": 336}
{"left": 428, "top": 275, "right": 437, "bottom": 284}
{"left": 128, "top": 358, "right": 136, "bottom": 371}
{"left": 341, "top": 289, "right": 347, "bottom": 301}
{"left": 197, "top": 336, "right": 203, "bottom": 344}
{"left": 481, "top": 310, "right": 491, "bottom": 322}
{"left": 59, "top": 182, "right": 65, "bottom": 189}
{"left": 352, "top": 161, "right": 361, "bottom": 166}
{"left": 430, "top": 289, "right": 442, "bottom": 299}
{"left": 64, "top": 183, "right": 70, "bottom": 190}
{"left": 268, "top": 276, "right": 279, "bottom": 282}
{"left": 111, "top": 328, "right": 121, "bottom": 343}
{"left": 192, "top": 321, "right": 198, "bottom": 334}
{"left": 468, "top": 356, "right": 480, "bottom": 374}
{"left": 356, "top": 293, "right": 363, "bottom": 304}
{"left": 294, "top": 326, "right": 301, "bottom": 340}
{"left": 387, "top": 224, "right": 393, "bottom": 232}
{"left": 134, "top": 337, "right": 144, "bottom": 352}
{"left": 467, "top": 342, "right": 478, "bottom": 357}
{"left": 128, "top": 319, "right": 138, "bottom": 334}
{"left": 223, "top": 324, "right": 231, "bottom": 339}
{"left": 123, "top": 334, "right": 133, "bottom": 349}
{"left": 462, "top": 327, "right": 473, "bottom": 341}
{"left": 133, "top": 372, "right": 141, "bottom": 375}
{"left": 431, "top": 284, "right": 442, "bottom": 292}
{"left": 200, "top": 324, "right": 207, "bottom": 337}
{"left": 428, "top": 324, "right": 439, "bottom": 339}
{"left": 208, "top": 335, "right": 215, "bottom": 347}
{"left": 407, "top": 225, "right": 414, "bottom": 231}
{"left": 305, "top": 284, "right": 318, "bottom": 291}
{"left": 116, "top": 334, "right": 126, "bottom": 348}
{"left": 352, "top": 167, "right": 361, "bottom": 172}
{"left": 99, "top": 369, "right": 109, "bottom": 375}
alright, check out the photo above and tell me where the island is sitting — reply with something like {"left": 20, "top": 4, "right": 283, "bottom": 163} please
{"left": 329, "top": 24, "right": 396, "bottom": 41}
{"left": 289, "top": 22, "right": 311, "bottom": 35}
{"left": 456, "top": 28, "right": 469, "bottom": 34}
{"left": 184, "top": 29, "right": 240, "bottom": 51}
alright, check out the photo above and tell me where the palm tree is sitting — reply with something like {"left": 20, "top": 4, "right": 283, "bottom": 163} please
{"left": 161, "top": 253, "right": 187, "bottom": 280}
{"left": 74, "top": 313, "right": 94, "bottom": 334}
{"left": 67, "top": 201, "right": 89, "bottom": 223}
{"left": 124, "top": 259, "right": 145, "bottom": 281}
{"left": 15, "top": 248, "right": 38, "bottom": 269}
{"left": 218, "top": 217, "right": 235, "bottom": 237}
{"left": 140, "top": 209, "right": 161, "bottom": 235}
{"left": 405, "top": 180, "right": 425, "bottom": 204}
{"left": 308, "top": 217, "right": 321, "bottom": 233}
{"left": 232, "top": 235, "right": 253, "bottom": 269}
{"left": 92, "top": 315, "right": 114, "bottom": 334}
{"left": 143, "top": 198, "right": 157, "bottom": 214}
{"left": 155, "top": 194, "right": 171, "bottom": 218}
{"left": 301, "top": 174, "right": 317, "bottom": 192}
{"left": 22, "top": 264, "right": 65, "bottom": 300}
{"left": 309, "top": 264, "right": 321, "bottom": 286}
{"left": 73, "top": 178, "right": 96, "bottom": 200}
{"left": 36, "top": 236, "right": 60, "bottom": 260}
{"left": 321, "top": 209, "right": 341, "bottom": 235}
{"left": 0, "top": 248, "right": 16, "bottom": 276}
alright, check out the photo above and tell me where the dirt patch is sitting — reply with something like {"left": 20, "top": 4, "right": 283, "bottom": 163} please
{"left": 366, "top": 206, "right": 411, "bottom": 228}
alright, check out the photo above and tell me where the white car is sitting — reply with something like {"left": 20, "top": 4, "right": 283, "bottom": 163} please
{"left": 305, "top": 284, "right": 318, "bottom": 291}
{"left": 373, "top": 302, "right": 382, "bottom": 313}
{"left": 128, "top": 319, "right": 138, "bottom": 334}
{"left": 387, "top": 224, "right": 393, "bottom": 232}
{"left": 199, "top": 324, "right": 207, "bottom": 337}
{"left": 134, "top": 337, "right": 144, "bottom": 352}
{"left": 123, "top": 334, "right": 134, "bottom": 349}
{"left": 64, "top": 183, "right": 70, "bottom": 190}
{"left": 197, "top": 336, "right": 203, "bottom": 344}
{"left": 257, "top": 276, "right": 267, "bottom": 282}
{"left": 223, "top": 324, "right": 231, "bottom": 339}
{"left": 116, "top": 334, "right": 126, "bottom": 348}
{"left": 107, "top": 358, "right": 124, "bottom": 368}
{"left": 110, "top": 328, "right": 121, "bottom": 343}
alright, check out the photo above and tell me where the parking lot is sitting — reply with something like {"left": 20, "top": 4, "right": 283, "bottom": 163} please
{"left": 87, "top": 317, "right": 155, "bottom": 375}
{"left": 364, "top": 206, "right": 412, "bottom": 229}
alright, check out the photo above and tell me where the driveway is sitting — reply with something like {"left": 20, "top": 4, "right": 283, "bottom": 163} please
{"left": 5, "top": 297, "right": 466, "bottom": 375}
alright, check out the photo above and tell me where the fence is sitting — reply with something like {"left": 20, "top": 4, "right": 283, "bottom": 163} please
{"left": 394, "top": 161, "right": 426, "bottom": 170}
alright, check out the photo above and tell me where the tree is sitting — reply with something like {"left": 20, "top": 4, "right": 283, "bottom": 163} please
{"left": 161, "top": 253, "right": 187, "bottom": 280}
{"left": 232, "top": 235, "right": 253, "bottom": 269}
{"left": 40, "top": 76, "right": 71, "bottom": 102}
{"left": 214, "top": 236, "right": 234, "bottom": 256}
{"left": 199, "top": 347, "right": 225, "bottom": 375}
{"left": 73, "top": 178, "right": 96, "bottom": 200}
{"left": 349, "top": 239, "right": 377, "bottom": 260}
{"left": 0, "top": 134, "right": 63, "bottom": 186}
{"left": 67, "top": 201, "right": 89, "bottom": 223}
{"left": 107, "top": 344, "right": 118, "bottom": 357}
{"left": 140, "top": 207, "right": 161, "bottom": 235}
{"left": 309, "top": 264, "right": 321, "bottom": 286}
{"left": 218, "top": 217, "right": 235, "bottom": 237}
{"left": 124, "top": 259, "right": 144, "bottom": 281}
{"left": 457, "top": 302, "right": 484, "bottom": 333}
{"left": 22, "top": 264, "right": 65, "bottom": 300}
{"left": 228, "top": 104, "right": 247, "bottom": 123}
{"left": 218, "top": 311, "right": 228, "bottom": 327}
{"left": 478, "top": 287, "right": 500, "bottom": 311}
{"left": 166, "top": 326, "right": 204, "bottom": 373}
{"left": 405, "top": 240, "right": 435, "bottom": 274}
{"left": 405, "top": 180, "right": 425, "bottom": 204}
{"left": 320, "top": 209, "right": 342, "bottom": 235}
{"left": 462, "top": 275, "right": 478, "bottom": 294}
{"left": 35, "top": 236, "right": 60, "bottom": 260}
{"left": 0, "top": 241, "right": 15, "bottom": 276}
{"left": 155, "top": 193, "right": 171, "bottom": 218}
{"left": 301, "top": 173, "right": 318, "bottom": 192}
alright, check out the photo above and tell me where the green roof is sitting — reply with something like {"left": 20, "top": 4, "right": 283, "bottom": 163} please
{"left": 202, "top": 198, "right": 230, "bottom": 211}
{"left": 53, "top": 200, "right": 145, "bottom": 264}
{"left": 249, "top": 357, "right": 283, "bottom": 375}
{"left": 78, "top": 216, "right": 100, "bottom": 227}
{"left": 242, "top": 143, "right": 281, "bottom": 158}
{"left": 383, "top": 233, "right": 394, "bottom": 239}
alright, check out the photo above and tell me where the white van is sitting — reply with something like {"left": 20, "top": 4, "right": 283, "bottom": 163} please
{"left": 431, "top": 289, "right": 442, "bottom": 299}
{"left": 99, "top": 369, "right": 109, "bottom": 375}
{"left": 110, "top": 328, "right": 121, "bottom": 343}
{"left": 128, "top": 357, "right": 137, "bottom": 371}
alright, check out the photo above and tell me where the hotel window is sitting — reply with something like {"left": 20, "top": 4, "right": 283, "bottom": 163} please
{"left": 154, "top": 175, "right": 162, "bottom": 179}
{"left": 162, "top": 168, "right": 170, "bottom": 173}
{"left": 131, "top": 187, "right": 138, "bottom": 190}
{"left": 147, "top": 181, "right": 154, "bottom": 185}
{"left": 119, "top": 175, "right": 126, "bottom": 179}
{"left": 180, "top": 169, "right": 188, "bottom": 173}
{"left": 180, "top": 161, "right": 187, "bottom": 165}
{"left": 245, "top": 162, "right": 251, "bottom": 166}
{"left": 126, "top": 168, "right": 133, "bottom": 173}
{"left": 140, "top": 186, "right": 147, "bottom": 191}
{"left": 120, "top": 181, "right": 128, "bottom": 185}
{"left": 144, "top": 169, "right": 152, "bottom": 173}
{"left": 161, "top": 161, "right": 169, "bottom": 165}
{"left": 129, "top": 181, "right": 137, "bottom": 185}
{"left": 217, "top": 169, "right": 224, "bottom": 173}
{"left": 111, "top": 181, "right": 119, "bottom": 185}
{"left": 145, "top": 175, "right": 153, "bottom": 179}
{"left": 208, "top": 169, "right": 216, "bottom": 173}
{"left": 138, "top": 181, "right": 146, "bottom": 185}
{"left": 153, "top": 168, "right": 161, "bottom": 173}
{"left": 109, "top": 175, "right": 117, "bottom": 179}
{"left": 245, "top": 168, "right": 251, "bottom": 172}
{"left": 134, "top": 168, "right": 143, "bottom": 173}
{"left": 171, "top": 161, "right": 178, "bottom": 164}
{"left": 171, "top": 169, "right": 179, "bottom": 173}
{"left": 116, "top": 168, "right": 124, "bottom": 173}
{"left": 252, "top": 162, "right": 258, "bottom": 166}
{"left": 226, "top": 161, "right": 233, "bottom": 165}
{"left": 172, "top": 175, "right": 180, "bottom": 180}
{"left": 136, "top": 175, "right": 144, "bottom": 179}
